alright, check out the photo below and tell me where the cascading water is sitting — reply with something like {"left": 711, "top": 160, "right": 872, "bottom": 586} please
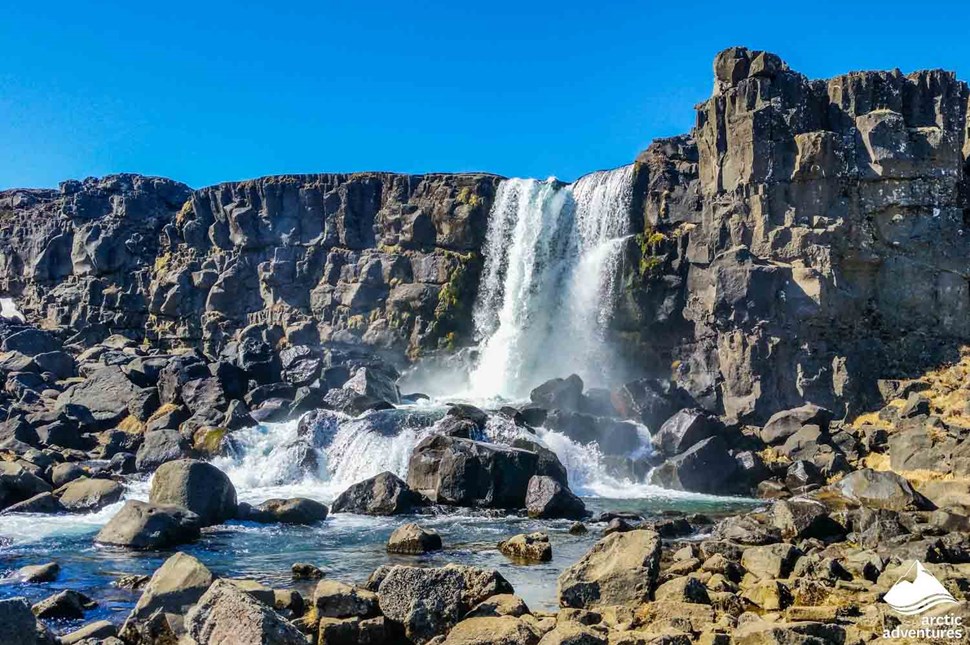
{"left": 469, "top": 165, "right": 635, "bottom": 398}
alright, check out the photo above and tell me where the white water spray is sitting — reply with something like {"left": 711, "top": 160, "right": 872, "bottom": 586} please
{"left": 469, "top": 165, "right": 635, "bottom": 398}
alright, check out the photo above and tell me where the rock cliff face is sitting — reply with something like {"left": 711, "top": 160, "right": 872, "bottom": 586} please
{"left": 0, "top": 173, "right": 501, "bottom": 362}
{"left": 621, "top": 47, "right": 970, "bottom": 421}
{"left": 2, "top": 47, "right": 969, "bottom": 422}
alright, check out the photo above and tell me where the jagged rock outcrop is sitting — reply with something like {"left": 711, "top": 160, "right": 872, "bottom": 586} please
{"left": 620, "top": 46, "right": 970, "bottom": 422}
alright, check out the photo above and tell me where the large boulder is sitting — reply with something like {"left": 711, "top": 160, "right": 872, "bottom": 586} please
{"left": 373, "top": 564, "right": 513, "bottom": 643}
{"left": 55, "top": 477, "right": 124, "bottom": 512}
{"left": 387, "top": 523, "right": 442, "bottom": 554}
{"left": 650, "top": 408, "right": 721, "bottom": 456}
{"left": 760, "top": 404, "right": 832, "bottom": 445}
{"left": 542, "top": 410, "right": 641, "bottom": 456}
{"left": 649, "top": 436, "right": 740, "bottom": 494}
{"left": 558, "top": 529, "right": 661, "bottom": 609}
{"left": 0, "top": 461, "right": 52, "bottom": 510}
{"left": 55, "top": 366, "right": 139, "bottom": 426}
{"left": 135, "top": 429, "right": 188, "bottom": 472}
{"left": 239, "top": 497, "right": 328, "bottom": 525}
{"left": 498, "top": 532, "right": 551, "bottom": 563}
{"left": 313, "top": 580, "right": 380, "bottom": 618}
{"left": 120, "top": 552, "right": 214, "bottom": 642}
{"left": 443, "top": 616, "right": 539, "bottom": 644}
{"left": 331, "top": 471, "right": 429, "bottom": 515}
{"left": 407, "top": 435, "right": 539, "bottom": 508}
{"left": 610, "top": 378, "right": 692, "bottom": 428}
{"left": 149, "top": 459, "right": 237, "bottom": 526}
{"left": 0, "top": 597, "right": 41, "bottom": 645}
{"left": 343, "top": 366, "right": 400, "bottom": 405}
{"left": 530, "top": 375, "right": 584, "bottom": 412}
{"left": 525, "top": 475, "right": 586, "bottom": 519}
{"left": 95, "top": 500, "right": 202, "bottom": 549}
{"left": 185, "top": 579, "right": 306, "bottom": 645}
{"left": 832, "top": 468, "right": 929, "bottom": 511}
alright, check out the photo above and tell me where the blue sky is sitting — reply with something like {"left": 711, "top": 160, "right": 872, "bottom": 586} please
{"left": 3, "top": 1, "right": 969, "bottom": 189}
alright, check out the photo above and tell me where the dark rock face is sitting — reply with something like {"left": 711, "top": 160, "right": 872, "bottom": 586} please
{"left": 331, "top": 471, "right": 428, "bottom": 515}
{"left": 649, "top": 436, "right": 740, "bottom": 494}
{"left": 525, "top": 475, "right": 586, "bottom": 519}
{"left": 406, "top": 434, "right": 539, "bottom": 509}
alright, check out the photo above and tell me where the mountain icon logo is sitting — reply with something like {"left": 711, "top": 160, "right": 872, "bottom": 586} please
{"left": 884, "top": 561, "right": 959, "bottom": 615}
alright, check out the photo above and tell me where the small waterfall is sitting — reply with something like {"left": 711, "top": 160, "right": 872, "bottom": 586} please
{"left": 469, "top": 165, "right": 635, "bottom": 398}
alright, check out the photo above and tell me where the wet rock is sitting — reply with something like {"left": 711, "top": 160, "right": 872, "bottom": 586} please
{"left": 558, "top": 529, "right": 661, "bottom": 609}
{"left": 185, "top": 579, "right": 306, "bottom": 645}
{"left": 374, "top": 564, "right": 513, "bottom": 643}
{"left": 651, "top": 408, "right": 721, "bottom": 456}
{"left": 120, "top": 552, "right": 214, "bottom": 641}
{"left": 49, "top": 462, "right": 86, "bottom": 487}
{"left": 344, "top": 365, "right": 400, "bottom": 405}
{"left": 649, "top": 436, "right": 740, "bottom": 494}
{"left": 55, "top": 477, "right": 124, "bottom": 512}
{"left": 292, "top": 562, "right": 325, "bottom": 580}
{"left": 314, "top": 580, "right": 380, "bottom": 618}
{"left": 407, "top": 434, "right": 539, "bottom": 509}
{"left": 9, "top": 562, "right": 59, "bottom": 583}
{"left": 387, "top": 522, "right": 443, "bottom": 554}
{"left": 525, "top": 475, "right": 586, "bottom": 519}
{"left": 498, "top": 532, "right": 552, "bottom": 562}
{"left": 530, "top": 374, "right": 584, "bottom": 412}
{"left": 149, "top": 458, "right": 237, "bottom": 526}
{"left": 95, "top": 500, "right": 202, "bottom": 549}
{"left": 0, "top": 461, "right": 52, "bottom": 510}
{"left": 239, "top": 497, "right": 328, "bottom": 525}
{"left": 610, "top": 378, "right": 692, "bottom": 428}
{"left": 569, "top": 522, "right": 588, "bottom": 535}
{"left": 0, "top": 597, "right": 41, "bottom": 645}
{"left": 2, "top": 492, "right": 63, "bottom": 514}
{"left": 134, "top": 429, "right": 187, "bottom": 472}
{"left": 31, "top": 589, "right": 95, "bottom": 619}
{"left": 331, "top": 471, "right": 429, "bottom": 515}
{"left": 60, "top": 620, "right": 118, "bottom": 645}
{"left": 543, "top": 410, "right": 641, "bottom": 456}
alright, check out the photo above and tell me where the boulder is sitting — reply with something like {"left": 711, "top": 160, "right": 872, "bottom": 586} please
{"left": 443, "top": 616, "right": 539, "bottom": 644}
{"left": 651, "top": 408, "right": 721, "bottom": 456}
{"left": 240, "top": 497, "right": 328, "bottom": 524}
{"left": 55, "top": 477, "right": 124, "bottom": 512}
{"left": 374, "top": 564, "right": 513, "bottom": 643}
{"left": 407, "top": 434, "right": 539, "bottom": 508}
{"left": 55, "top": 366, "right": 138, "bottom": 426}
{"left": 544, "top": 410, "right": 642, "bottom": 456}
{"left": 0, "top": 597, "right": 40, "bottom": 645}
{"left": 530, "top": 375, "right": 584, "bottom": 412}
{"left": 610, "top": 378, "right": 692, "bottom": 428}
{"left": 498, "top": 532, "right": 551, "bottom": 562}
{"left": 770, "top": 498, "right": 843, "bottom": 540}
{"left": 741, "top": 543, "right": 802, "bottom": 579}
{"left": 525, "top": 475, "right": 586, "bottom": 519}
{"left": 9, "top": 562, "right": 60, "bottom": 583}
{"left": 2, "top": 329, "right": 59, "bottom": 356}
{"left": 0, "top": 461, "right": 52, "bottom": 510}
{"left": 648, "top": 436, "right": 740, "bottom": 494}
{"left": 760, "top": 404, "right": 832, "bottom": 445}
{"left": 314, "top": 580, "right": 380, "bottom": 618}
{"left": 343, "top": 366, "right": 400, "bottom": 405}
{"left": 185, "top": 579, "right": 306, "bottom": 645}
{"left": 2, "top": 492, "right": 63, "bottom": 514}
{"left": 149, "top": 459, "right": 237, "bottom": 526}
{"left": 464, "top": 594, "right": 531, "bottom": 619}
{"left": 331, "top": 471, "right": 428, "bottom": 515}
{"left": 60, "top": 620, "right": 117, "bottom": 645}
{"left": 292, "top": 562, "right": 325, "bottom": 580}
{"left": 120, "top": 552, "right": 214, "bottom": 641}
{"left": 135, "top": 430, "right": 187, "bottom": 472}
{"left": 95, "top": 500, "right": 202, "bottom": 549}
{"left": 558, "top": 529, "right": 661, "bottom": 609}
{"left": 31, "top": 589, "right": 95, "bottom": 619}
{"left": 833, "top": 468, "right": 929, "bottom": 511}
{"left": 387, "top": 522, "right": 443, "bottom": 554}
{"left": 156, "top": 354, "right": 209, "bottom": 404}
{"left": 50, "top": 462, "right": 86, "bottom": 487}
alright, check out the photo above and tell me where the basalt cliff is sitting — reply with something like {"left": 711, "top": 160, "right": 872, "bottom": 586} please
{"left": 2, "top": 46, "right": 969, "bottom": 426}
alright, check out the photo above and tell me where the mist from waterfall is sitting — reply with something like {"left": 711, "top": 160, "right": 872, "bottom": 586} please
{"left": 468, "top": 165, "right": 635, "bottom": 399}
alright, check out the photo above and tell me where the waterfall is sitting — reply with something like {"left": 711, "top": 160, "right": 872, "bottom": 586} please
{"left": 469, "top": 165, "right": 635, "bottom": 398}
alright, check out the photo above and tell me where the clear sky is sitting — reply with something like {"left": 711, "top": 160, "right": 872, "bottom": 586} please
{"left": 3, "top": 1, "right": 969, "bottom": 190}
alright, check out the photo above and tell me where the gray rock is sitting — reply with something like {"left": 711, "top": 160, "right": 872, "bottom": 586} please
{"left": 313, "top": 579, "right": 380, "bottom": 618}
{"left": 834, "top": 468, "right": 929, "bottom": 511}
{"left": 524, "top": 475, "right": 586, "bottom": 519}
{"left": 148, "top": 459, "right": 237, "bottom": 526}
{"left": 530, "top": 374, "right": 584, "bottom": 412}
{"left": 331, "top": 471, "right": 428, "bottom": 515}
{"left": 648, "top": 436, "right": 740, "bottom": 494}
{"left": 95, "top": 500, "right": 202, "bottom": 549}
{"left": 185, "top": 579, "right": 306, "bottom": 645}
{"left": 557, "top": 529, "right": 661, "bottom": 609}
{"left": 760, "top": 404, "right": 833, "bottom": 445}
{"left": 55, "top": 366, "right": 138, "bottom": 426}
{"left": 241, "top": 497, "right": 328, "bottom": 525}
{"left": 120, "top": 552, "right": 214, "bottom": 641}
{"left": 387, "top": 522, "right": 442, "bottom": 554}
{"left": 9, "top": 562, "right": 59, "bottom": 583}
{"left": 59, "top": 620, "right": 117, "bottom": 645}
{"left": 651, "top": 408, "right": 720, "bottom": 456}
{"left": 31, "top": 589, "right": 95, "bottom": 619}
{"left": 0, "top": 597, "right": 41, "bottom": 645}
{"left": 55, "top": 477, "right": 124, "bottom": 512}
